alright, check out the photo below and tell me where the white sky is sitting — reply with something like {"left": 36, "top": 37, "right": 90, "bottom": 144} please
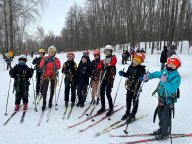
{"left": 38, "top": 0, "right": 85, "bottom": 36}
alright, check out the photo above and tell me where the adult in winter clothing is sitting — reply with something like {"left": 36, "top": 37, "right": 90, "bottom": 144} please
{"left": 80, "top": 50, "right": 91, "bottom": 65}
{"left": 40, "top": 46, "right": 61, "bottom": 111}
{"left": 167, "top": 45, "right": 176, "bottom": 58}
{"left": 61, "top": 52, "right": 77, "bottom": 107}
{"left": 119, "top": 53, "right": 146, "bottom": 121}
{"left": 160, "top": 46, "right": 168, "bottom": 70}
{"left": 9, "top": 55, "right": 34, "bottom": 111}
{"left": 97, "top": 45, "right": 117, "bottom": 116}
{"left": 32, "top": 49, "right": 45, "bottom": 96}
{"left": 143, "top": 55, "right": 181, "bottom": 140}
{"left": 4, "top": 54, "right": 12, "bottom": 70}
{"left": 90, "top": 49, "right": 101, "bottom": 104}
{"left": 122, "top": 50, "right": 128, "bottom": 64}
{"left": 76, "top": 56, "right": 92, "bottom": 107}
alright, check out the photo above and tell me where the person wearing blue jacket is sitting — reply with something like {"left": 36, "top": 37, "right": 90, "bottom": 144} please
{"left": 143, "top": 55, "right": 181, "bottom": 140}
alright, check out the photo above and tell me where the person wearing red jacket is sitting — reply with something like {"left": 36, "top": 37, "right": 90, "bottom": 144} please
{"left": 40, "top": 45, "right": 61, "bottom": 111}
{"left": 97, "top": 45, "right": 117, "bottom": 116}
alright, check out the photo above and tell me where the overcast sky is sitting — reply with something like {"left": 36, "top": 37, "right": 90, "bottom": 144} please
{"left": 38, "top": 0, "right": 85, "bottom": 35}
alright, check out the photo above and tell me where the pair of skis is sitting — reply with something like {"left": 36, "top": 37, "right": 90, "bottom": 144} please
{"left": 3, "top": 110, "right": 27, "bottom": 125}
{"left": 95, "top": 114, "right": 148, "bottom": 137}
{"left": 37, "top": 108, "right": 52, "bottom": 126}
{"left": 62, "top": 105, "right": 74, "bottom": 119}
{"left": 79, "top": 106, "right": 125, "bottom": 132}
{"left": 110, "top": 133, "right": 192, "bottom": 144}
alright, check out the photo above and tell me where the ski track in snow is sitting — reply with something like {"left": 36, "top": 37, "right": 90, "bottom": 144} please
{"left": 0, "top": 43, "right": 192, "bottom": 144}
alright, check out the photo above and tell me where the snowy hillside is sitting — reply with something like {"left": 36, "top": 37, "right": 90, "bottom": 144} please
{"left": 0, "top": 43, "right": 192, "bottom": 144}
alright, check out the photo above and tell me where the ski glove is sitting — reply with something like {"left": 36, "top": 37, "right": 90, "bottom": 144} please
{"left": 139, "top": 76, "right": 144, "bottom": 81}
{"left": 160, "top": 75, "right": 167, "bottom": 82}
{"left": 119, "top": 71, "right": 124, "bottom": 76}
{"left": 143, "top": 74, "right": 149, "bottom": 82}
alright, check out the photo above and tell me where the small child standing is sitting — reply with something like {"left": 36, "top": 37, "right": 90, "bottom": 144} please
{"left": 9, "top": 55, "right": 33, "bottom": 111}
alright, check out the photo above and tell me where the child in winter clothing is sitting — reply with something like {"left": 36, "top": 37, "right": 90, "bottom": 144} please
{"left": 9, "top": 55, "right": 33, "bottom": 111}
{"left": 76, "top": 56, "right": 91, "bottom": 107}
{"left": 119, "top": 53, "right": 146, "bottom": 121}
{"left": 143, "top": 55, "right": 181, "bottom": 140}
{"left": 122, "top": 50, "right": 128, "bottom": 64}
{"left": 61, "top": 52, "right": 77, "bottom": 107}
{"left": 90, "top": 49, "right": 101, "bottom": 104}
{"left": 97, "top": 45, "right": 117, "bottom": 116}
{"left": 32, "top": 49, "right": 45, "bottom": 96}
{"left": 40, "top": 46, "right": 61, "bottom": 111}
{"left": 4, "top": 54, "right": 12, "bottom": 70}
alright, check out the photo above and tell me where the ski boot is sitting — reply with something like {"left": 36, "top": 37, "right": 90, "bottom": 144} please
{"left": 71, "top": 102, "right": 75, "bottom": 107}
{"left": 48, "top": 100, "right": 52, "bottom": 108}
{"left": 106, "top": 108, "right": 114, "bottom": 116}
{"left": 121, "top": 112, "right": 130, "bottom": 121}
{"left": 23, "top": 103, "right": 28, "bottom": 111}
{"left": 80, "top": 102, "right": 84, "bottom": 108}
{"left": 153, "top": 129, "right": 161, "bottom": 135}
{"left": 14, "top": 104, "right": 20, "bottom": 111}
{"left": 155, "top": 133, "right": 169, "bottom": 140}
{"left": 97, "top": 107, "right": 105, "bottom": 114}
{"left": 42, "top": 105, "right": 46, "bottom": 111}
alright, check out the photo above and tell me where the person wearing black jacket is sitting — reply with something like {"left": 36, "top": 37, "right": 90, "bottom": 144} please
{"left": 32, "top": 49, "right": 45, "bottom": 96}
{"left": 9, "top": 55, "right": 34, "bottom": 111}
{"left": 61, "top": 52, "right": 77, "bottom": 107}
{"left": 119, "top": 53, "right": 146, "bottom": 120}
{"left": 160, "top": 46, "right": 168, "bottom": 70}
{"left": 76, "top": 56, "right": 92, "bottom": 107}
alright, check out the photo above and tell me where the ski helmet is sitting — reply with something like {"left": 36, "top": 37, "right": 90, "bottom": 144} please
{"left": 167, "top": 55, "right": 181, "bottom": 68}
{"left": 48, "top": 45, "right": 57, "bottom": 53}
{"left": 104, "top": 45, "right": 114, "bottom": 51}
{"left": 39, "top": 49, "right": 45, "bottom": 53}
{"left": 135, "top": 53, "right": 145, "bottom": 62}
{"left": 67, "top": 52, "right": 75, "bottom": 58}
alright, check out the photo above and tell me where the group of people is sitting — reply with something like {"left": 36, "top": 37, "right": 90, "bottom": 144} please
{"left": 8, "top": 44, "right": 181, "bottom": 140}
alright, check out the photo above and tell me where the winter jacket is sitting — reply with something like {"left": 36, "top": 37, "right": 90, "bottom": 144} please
{"left": 148, "top": 69, "right": 181, "bottom": 104}
{"left": 32, "top": 56, "right": 44, "bottom": 74}
{"left": 40, "top": 56, "right": 61, "bottom": 79}
{"left": 62, "top": 60, "right": 78, "bottom": 85}
{"left": 91, "top": 58, "right": 101, "bottom": 81}
{"left": 122, "top": 65, "right": 146, "bottom": 91}
{"left": 97, "top": 55, "right": 117, "bottom": 87}
{"left": 160, "top": 49, "right": 168, "bottom": 63}
{"left": 77, "top": 62, "right": 91, "bottom": 86}
{"left": 9, "top": 63, "right": 33, "bottom": 89}
{"left": 4, "top": 57, "right": 12, "bottom": 64}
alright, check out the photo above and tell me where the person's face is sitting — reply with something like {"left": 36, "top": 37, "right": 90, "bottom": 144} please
{"left": 67, "top": 55, "right": 74, "bottom": 61}
{"left": 104, "top": 50, "right": 111, "bottom": 56}
{"left": 132, "top": 59, "right": 139, "bottom": 67}
{"left": 167, "top": 62, "right": 177, "bottom": 69}
{"left": 48, "top": 50, "right": 55, "bottom": 56}
{"left": 39, "top": 52, "right": 44, "bottom": 57}
{"left": 82, "top": 57, "right": 87, "bottom": 63}
{"left": 94, "top": 54, "right": 100, "bottom": 59}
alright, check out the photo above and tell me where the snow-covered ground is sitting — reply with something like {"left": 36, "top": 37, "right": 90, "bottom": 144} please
{"left": 0, "top": 42, "right": 192, "bottom": 144}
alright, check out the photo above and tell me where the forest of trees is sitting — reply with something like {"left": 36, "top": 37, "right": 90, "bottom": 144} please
{"left": 0, "top": 0, "right": 192, "bottom": 54}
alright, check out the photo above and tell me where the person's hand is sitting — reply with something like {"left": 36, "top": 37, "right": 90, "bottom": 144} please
{"left": 143, "top": 74, "right": 149, "bottom": 82}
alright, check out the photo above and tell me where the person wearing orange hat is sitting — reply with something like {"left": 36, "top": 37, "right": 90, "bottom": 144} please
{"left": 90, "top": 49, "right": 101, "bottom": 104}
{"left": 119, "top": 53, "right": 146, "bottom": 121}
{"left": 143, "top": 55, "right": 181, "bottom": 140}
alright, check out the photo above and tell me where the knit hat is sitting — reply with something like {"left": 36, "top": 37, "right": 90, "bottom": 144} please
{"left": 133, "top": 57, "right": 142, "bottom": 64}
{"left": 67, "top": 52, "right": 75, "bottom": 58}
{"left": 48, "top": 45, "right": 57, "bottom": 53}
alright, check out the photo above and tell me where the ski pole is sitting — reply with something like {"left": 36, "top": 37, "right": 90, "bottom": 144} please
{"left": 108, "top": 68, "right": 125, "bottom": 120}
{"left": 55, "top": 74, "right": 64, "bottom": 110}
{"left": 124, "top": 81, "right": 145, "bottom": 134}
{"left": 32, "top": 76, "right": 38, "bottom": 112}
{"left": 5, "top": 77, "right": 11, "bottom": 115}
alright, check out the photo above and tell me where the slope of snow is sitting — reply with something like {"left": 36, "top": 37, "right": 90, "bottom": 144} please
{"left": 0, "top": 45, "right": 192, "bottom": 144}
